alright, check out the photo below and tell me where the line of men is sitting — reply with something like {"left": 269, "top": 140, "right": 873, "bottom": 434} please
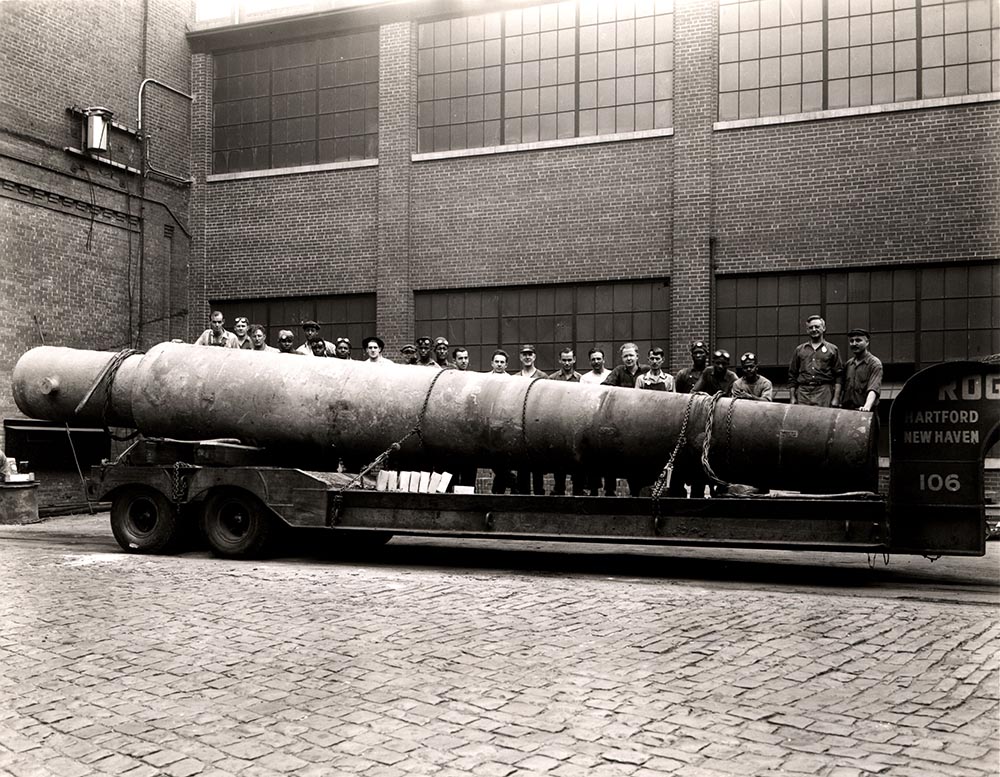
{"left": 195, "top": 311, "right": 882, "bottom": 496}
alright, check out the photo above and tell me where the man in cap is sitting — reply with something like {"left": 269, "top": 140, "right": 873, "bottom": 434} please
{"left": 788, "top": 315, "right": 844, "bottom": 407}
{"left": 433, "top": 337, "right": 455, "bottom": 369}
{"left": 232, "top": 316, "right": 253, "bottom": 350}
{"left": 517, "top": 343, "right": 546, "bottom": 379}
{"left": 694, "top": 349, "right": 738, "bottom": 396}
{"left": 841, "top": 329, "right": 882, "bottom": 412}
{"left": 276, "top": 330, "right": 298, "bottom": 354}
{"left": 194, "top": 310, "right": 239, "bottom": 348}
{"left": 675, "top": 340, "right": 709, "bottom": 394}
{"left": 603, "top": 342, "right": 648, "bottom": 388}
{"left": 333, "top": 337, "right": 352, "bottom": 360}
{"left": 515, "top": 344, "right": 546, "bottom": 494}
{"left": 731, "top": 352, "right": 773, "bottom": 401}
{"left": 415, "top": 336, "right": 439, "bottom": 367}
{"left": 400, "top": 343, "right": 418, "bottom": 365}
{"left": 296, "top": 320, "right": 336, "bottom": 356}
{"left": 363, "top": 336, "right": 392, "bottom": 365}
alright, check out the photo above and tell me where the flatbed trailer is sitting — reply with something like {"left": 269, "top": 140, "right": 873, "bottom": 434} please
{"left": 89, "top": 442, "right": 890, "bottom": 558}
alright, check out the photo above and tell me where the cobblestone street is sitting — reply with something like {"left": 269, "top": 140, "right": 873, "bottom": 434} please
{"left": 0, "top": 515, "right": 997, "bottom": 777}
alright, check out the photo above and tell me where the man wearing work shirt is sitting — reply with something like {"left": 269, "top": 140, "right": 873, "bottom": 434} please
{"left": 602, "top": 342, "right": 648, "bottom": 388}
{"left": 841, "top": 328, "right": 883, "bottom": 412}
{"left": 788, "top": 315, "right": 844, "bottom": 407}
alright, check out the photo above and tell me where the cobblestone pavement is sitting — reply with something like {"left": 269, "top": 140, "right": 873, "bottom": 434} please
{"left": 0, "top": 515, "right": 997, "bottom": 777}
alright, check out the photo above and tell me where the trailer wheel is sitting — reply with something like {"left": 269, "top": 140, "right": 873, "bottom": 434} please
{"left": 202, "top": 488, "right": 273, "bottom": 559}
{"left": 110, "top": 487, "right": 179, "bottom": 554}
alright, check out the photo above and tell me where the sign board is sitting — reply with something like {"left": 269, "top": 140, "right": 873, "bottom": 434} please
{"left": 889, "top": 361, "right": 999, "bottom": 555}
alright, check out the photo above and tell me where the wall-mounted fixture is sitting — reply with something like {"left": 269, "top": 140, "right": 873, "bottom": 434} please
{"left": 82, "top": 107, "right": 114, "bottom": 153}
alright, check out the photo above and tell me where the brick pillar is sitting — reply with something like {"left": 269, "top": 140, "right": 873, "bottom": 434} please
{"left": 670, "top": 0, "right": 717, "bottom": 368}
{"left": 188, "top": 51, "right": 213, "bottom": 340}
{"left": 377, "top": 22, "right": 416, "bottom": 351}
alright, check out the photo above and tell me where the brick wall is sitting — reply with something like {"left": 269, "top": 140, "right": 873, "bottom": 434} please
{"left": 0, "top": 0, "right": 193, "bottom": 449}
{"left": 410, "top": 138, "right": 673, "bottom": 291}
{"left": 713, "top": 103, "right": 1000, "bottom": 275}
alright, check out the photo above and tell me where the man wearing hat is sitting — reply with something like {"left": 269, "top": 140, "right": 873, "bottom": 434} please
{"left": 515, "top": 344, "right": 546, "bottom": 494}
{"left": 842, "top": 328, "right": 882, "bottom": 412}
{"left": 788, "top": 315, "right": 844, "bottom": 407}
{"left": 516, "top": 343, "right": 546, "bottom": 379}
{"left": 433, "top": 337, "right": 455, "bottom": 369}
{"left": 400, "top": 343, "right": 418, "bottom": 365}
{"left": 333, "top": 337, "right": 352, "bottom": 360}
{"left": 415, "top": 336, "right": 439, "bottom": 368}
{"left": 694, "top": 349, "right": 738, "bottom": 396}
{"left": 731, "top": 352, "right": 773, "bottom": 401}
{"left": 276, "top": 329, "right": 298, "bottom": 354}
{"left": 675, "top": 340, "right": 709, "bottom": 394}
{"left": 295, "top": 320, "right": 336, "bottom": 356}
{"left": 362, "top": 336, "right": 392, "bottom": 365}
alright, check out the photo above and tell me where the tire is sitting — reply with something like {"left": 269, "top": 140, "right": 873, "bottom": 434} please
{"left": 110, "top": 487, "right": 180, "bottom": 554}
{"left": 202, "top": 488, "right": 274, "bottom": 559}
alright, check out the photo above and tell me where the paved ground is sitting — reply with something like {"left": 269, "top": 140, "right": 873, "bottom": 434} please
{"left": 0, "top": 514, "right": 997, "bottom": 777}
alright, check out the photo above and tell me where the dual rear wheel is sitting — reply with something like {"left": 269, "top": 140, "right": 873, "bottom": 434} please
{"left": 110, "top": 486, "right": 273, "bottom": 559}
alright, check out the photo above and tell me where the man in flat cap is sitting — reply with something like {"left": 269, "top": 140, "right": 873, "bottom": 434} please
{"left": 296, "top": 320, "right": 336, "bottom": 356}
{"left": 788, "top": 315, "right": 843, "bottom": 407}
{"left": 842, "top": 329, "right": 882, "bottom": 412}
{"left": 415, "top": 336, "right": 439, "bottom": 368}
{"left": 433, "top": 337, "right": 455, "bottom": 369}
{"left": 400, "top": 343, "right": 418, "bottom": 365}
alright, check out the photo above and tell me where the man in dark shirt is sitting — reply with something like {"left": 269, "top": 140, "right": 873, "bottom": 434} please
{"left": 694, "top": 350, "right": 738, "bottom": 396}
{"left": 788, "top": 315, "right": 844, "bottom": 407}
{"left": 675, "top": 340, "right": 709, "bottom": 394}
{"left": 842, "top": 328, "right": 883, "bottom": 412}
{"left": 415, "top": 336, "right": 438, "bottom": 367}
{"left": 602, "top": 342, "right": 649, "bottom": 389}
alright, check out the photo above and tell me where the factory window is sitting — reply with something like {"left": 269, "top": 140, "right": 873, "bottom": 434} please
{"left": 415, "top": 279, "right": 670, "bottom": 372}
{"left": 212, "top": 30, "right": 379, "bottom": 173}
{"left": 715, "top": 263, "right": 999, "bottom": 377}
{"left": 416, "top": 0, "right": 675, "bottom": 152}
{"left": 212, "top": 293, "right": 376, "bottom": 350}
{"left": 718, "top": 0, "right": 1000, "bottom": 120}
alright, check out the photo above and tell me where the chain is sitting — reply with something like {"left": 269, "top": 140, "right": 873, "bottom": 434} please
{"left": 414, "top": 368, "right": 449, "bottom": 448}
{"left": 519, "top": 376, "right": 542, "bottom": 464}
{"left": 171, "top": 460, "right": 199, "bottom": 504}
{"left": 723, "top": 396, "right": 736, "bottom": 475}
{"left": 700, "top": 392, "right": 730, "bottom": 488}
{"left": 650, "top": 392, "right": 699, "bottom": 528}
{"left": 75, "top": 349, "right": 142, "bottom": 442}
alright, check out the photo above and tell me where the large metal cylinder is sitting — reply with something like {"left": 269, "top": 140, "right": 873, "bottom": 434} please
{"left": 12, "top": 344, "right": 877, "bottom": 492}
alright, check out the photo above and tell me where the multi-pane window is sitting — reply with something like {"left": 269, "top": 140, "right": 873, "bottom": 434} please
{"left": 213, "top": 293, "right": 376, "bottom": 351}
{"left": 715, "top": 263, "right": 999, "bottom": 371}
{"left": 415, "top": 280, "right": 670, "bottom": 372}
{"left": 719, "top": 0, "right": 1000, "bottom": 120}
{"left": 213, "top": 30, "right": 378, "bottom": 173}
{"left": 417, "top": 0, "right": 675, "bottom": 152}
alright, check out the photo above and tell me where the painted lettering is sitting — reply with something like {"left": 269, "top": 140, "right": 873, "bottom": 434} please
{"left": 938, "top": 375, "right": 1000, "bottom": 401}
